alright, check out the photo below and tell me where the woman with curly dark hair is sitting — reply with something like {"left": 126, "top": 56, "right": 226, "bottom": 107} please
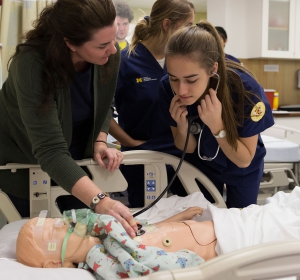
{"left": 0, "top": 0, "right": 137, "bottom": 238}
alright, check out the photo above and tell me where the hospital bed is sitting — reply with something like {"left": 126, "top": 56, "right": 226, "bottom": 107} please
{"left": 1, "top": 150, "right": 300, "bottom": 280}
{"left": 259, "top": 125, "right": 300, "bottom": 204}
{"left": 1, "top": 190, "right": 300, "bottom": 280}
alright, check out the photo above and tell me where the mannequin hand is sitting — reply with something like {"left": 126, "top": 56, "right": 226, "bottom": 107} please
{"left": 180, "top": 206, "right": 204, "bottom": 220}
{"left": 170, "top": 95, "right": 189, "bottom": 134}
{"left": 96, "top": 197, "right": 138, "bottom": 238}
{"left": 94, "top": 145, "right": 123, "bottom": 172}
{"left": 197, "top": 88, "right": 224, "bottom": 134}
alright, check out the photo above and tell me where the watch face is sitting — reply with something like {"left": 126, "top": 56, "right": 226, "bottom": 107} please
{"left": 219, "top": 130, "right": 226, "bottom": 138}
{"left": 214, "top": 129, "right": 226, "bottom": 138}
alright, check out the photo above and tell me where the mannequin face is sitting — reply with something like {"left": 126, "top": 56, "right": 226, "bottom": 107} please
{"left": 16, "top": 217, "right": 101, "bottom": 268}
{"left": 167, "top": 55, "right": 218, "bottom": 105}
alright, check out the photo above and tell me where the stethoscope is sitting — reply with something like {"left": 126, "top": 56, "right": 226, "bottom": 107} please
{"left": 133, "top": 72, "right": 220, "bottom": 218}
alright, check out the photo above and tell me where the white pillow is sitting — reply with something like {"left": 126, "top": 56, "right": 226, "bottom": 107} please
{"left": 0, "top": 219, "right": 28, "bottom": 259}
{"left": 0, "top": 260, "right": 96, "bottom": 280}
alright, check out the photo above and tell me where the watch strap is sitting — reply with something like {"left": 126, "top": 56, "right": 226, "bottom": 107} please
{"left": 90, "top": 192, "right": 109, "bottom": 210}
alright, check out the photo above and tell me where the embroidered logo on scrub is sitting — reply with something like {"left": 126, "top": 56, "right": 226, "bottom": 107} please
{"left": 136, "top": 77, "right": 158, "bottom": 83}
{"left": 251, "top": 102, "right": 266, "bottom": 122}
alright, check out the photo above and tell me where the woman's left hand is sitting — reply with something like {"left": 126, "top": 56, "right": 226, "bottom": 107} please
{"left": 197, "top": 88, "right": 224, "bottom": 134}
{"left": 94, "top": 143, "right": 123, "bottom": 172}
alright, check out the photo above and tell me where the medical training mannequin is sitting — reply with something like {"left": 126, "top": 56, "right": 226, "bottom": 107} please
{"left": 15, "top": 183, "right": 300, "bottom": 279}
{"left": 109, "top": 0, "right": 196, "bottom": 207}
{"left": 16, "top": 207, "right": 215, "bottom": 278}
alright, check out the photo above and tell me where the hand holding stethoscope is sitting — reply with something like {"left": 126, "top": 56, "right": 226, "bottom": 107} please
{"left": 197, "top": 87, "right": 224, "bottom": 135}
{"left": 169, "top": 94, "right": 189, "bottom": 135}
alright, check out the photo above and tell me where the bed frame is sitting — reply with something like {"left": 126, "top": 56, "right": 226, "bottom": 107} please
{"left": 259, "top": 125, "right": 300, "bottom": 204}
{"left": 0, "top": 151, "right": 226, "bottom": 220}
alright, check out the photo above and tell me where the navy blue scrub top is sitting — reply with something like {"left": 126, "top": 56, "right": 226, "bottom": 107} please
{"left": 69, "top": 64, "right": 94, "bottom": 160}
{"left": 159, "top": 69, "right": 275, "bottom": 185}
{"left": 115, "top": 43, "right": 181, "bottom": 156}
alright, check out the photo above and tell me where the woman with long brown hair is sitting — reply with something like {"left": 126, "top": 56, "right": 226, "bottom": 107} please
{"left": 159, "top": 21, "right": 274, "bottom": 208}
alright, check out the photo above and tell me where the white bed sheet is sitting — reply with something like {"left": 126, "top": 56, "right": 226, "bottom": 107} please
{"left": 262, "top": 135, "right": 300, "bottom": 162}
{"left": 135, "top": 191, "right": 213, "bottom": 223}
{"left": 211, "top": 186, "right": 300, "bottom": 255}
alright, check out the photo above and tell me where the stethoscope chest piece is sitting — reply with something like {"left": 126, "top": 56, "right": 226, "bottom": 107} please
{"left": 190, "top": 122, "right": 201, "bottom": 134}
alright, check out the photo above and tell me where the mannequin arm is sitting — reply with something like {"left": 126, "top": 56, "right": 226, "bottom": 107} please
{"left": 155, "top": 206, "right": 203, "bottom": 224}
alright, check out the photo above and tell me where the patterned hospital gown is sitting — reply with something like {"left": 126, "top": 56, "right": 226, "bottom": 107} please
{"left": 82, "top": 215, "right": 205, "bottom": 279}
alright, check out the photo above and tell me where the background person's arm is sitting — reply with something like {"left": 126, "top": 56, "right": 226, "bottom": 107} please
{"left": 109, "top": 118, "right": 145, "bottom": 147}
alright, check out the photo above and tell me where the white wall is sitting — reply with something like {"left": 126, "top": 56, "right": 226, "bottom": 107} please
{"left": 207, "top": 0, "right": 253, "bottom": 59}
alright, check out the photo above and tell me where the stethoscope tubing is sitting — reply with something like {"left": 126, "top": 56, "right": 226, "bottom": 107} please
{"left": 132, "top": 118, "right": 194, "bottom": 217}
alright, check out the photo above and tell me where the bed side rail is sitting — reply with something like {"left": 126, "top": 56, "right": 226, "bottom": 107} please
{"left": 130, "top": 240, "right": 300, "bottom": 280}
{"left": 0, "top": 151, "right": 226, "bottom": 219}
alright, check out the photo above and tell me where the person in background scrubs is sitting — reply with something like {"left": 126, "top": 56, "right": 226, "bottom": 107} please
{"left": 159, "top": 21, "right": 274, "bottom": 208}
{"left": 114, "top": 1, "right": 134, "bottom": 51}
{"left": 215, "top": 26, "right": 241, "bottom": 64}
{"left": 109, "top": 0, "right": 195, "bottom": 207}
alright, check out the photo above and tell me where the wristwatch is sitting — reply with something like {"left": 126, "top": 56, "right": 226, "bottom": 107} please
{"left": 90, "top": 192, "right": 109, "bottom": 210}
{"left": 213, "top": 129, "right": 226, "bottom": 139}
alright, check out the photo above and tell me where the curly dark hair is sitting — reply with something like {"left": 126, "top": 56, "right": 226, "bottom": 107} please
{"left": 114, "top": 1, "right": 134, "bottom": 22}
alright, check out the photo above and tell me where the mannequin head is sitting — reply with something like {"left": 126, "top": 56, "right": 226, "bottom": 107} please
{"left": 16, "top": 217, "right": 101, "bottom": 268}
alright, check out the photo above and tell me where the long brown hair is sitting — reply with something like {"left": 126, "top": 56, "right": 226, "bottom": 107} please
{"left": 128, "top": 0, "right": 194, "bottom": 55}
{"left": 165, "top": 20, "right": 257, "bottom": 150}
{"left": 9, "top": 0, "right": 116, "bottom": 114}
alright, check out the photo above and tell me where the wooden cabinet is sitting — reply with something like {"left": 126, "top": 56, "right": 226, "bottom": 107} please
{"left": 207, "top": 0, "right": 300, "bottom": 59}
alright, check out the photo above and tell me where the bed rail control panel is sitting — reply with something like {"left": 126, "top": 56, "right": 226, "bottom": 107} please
{"left": 145, "top": 164, "right": 166, "bottom": 203}
{"left": 29, "top": 167, "right": 51, "bottom": 218}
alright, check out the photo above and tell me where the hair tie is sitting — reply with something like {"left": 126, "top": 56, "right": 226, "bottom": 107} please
{"left": 144, "top": 15, "right": 150, "bottom": 23}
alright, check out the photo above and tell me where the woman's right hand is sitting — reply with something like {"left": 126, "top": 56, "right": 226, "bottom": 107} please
{"left": 169, "top": 95, "right": 189, "bottom": 134}
{"left": 96, "top": 197, "right": 138, "bottom": 238}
